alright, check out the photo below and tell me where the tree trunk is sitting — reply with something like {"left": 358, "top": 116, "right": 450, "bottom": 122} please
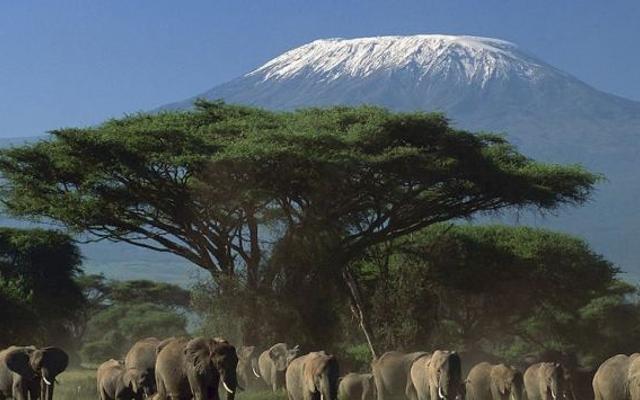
{"left": 342, "top": 266, "right": 378, "bottom": 360}
{"left": 247, "top": 213, "right": 261, "bottom": 289}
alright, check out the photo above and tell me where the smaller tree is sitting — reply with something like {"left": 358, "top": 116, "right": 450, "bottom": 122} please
{"left": 354, "top": 224, "right": 625, "bottom": 364}
{"left": 78, "top": 277, "right": 190, "bottom": 363}
{"left": 0, "top": 228, "right": 85, "bottom": 348}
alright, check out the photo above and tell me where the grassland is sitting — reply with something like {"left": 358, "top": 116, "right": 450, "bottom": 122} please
{"left": 56, "top": 368, "right": 288, "bottom": 400}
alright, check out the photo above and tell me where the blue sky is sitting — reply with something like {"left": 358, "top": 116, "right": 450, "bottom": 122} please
{"left": 1, "top": 0, "right": 638, "bottom": 138}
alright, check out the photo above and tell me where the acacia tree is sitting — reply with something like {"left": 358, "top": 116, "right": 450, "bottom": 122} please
{"left": 0, "top": 101, "right": 599, "bottom": 357}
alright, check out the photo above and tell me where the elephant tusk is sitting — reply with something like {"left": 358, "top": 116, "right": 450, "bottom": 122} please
{"left": 439, "top": 386, "right": 445, "bottom": 399}
{"left": 551, "top": 390, "right": 557, "bottom": 400}
{"left": 321, "top": 394, "right": 324, "bottom": 400}
{"left": 252, "top": 366, "right": 261, "bottom": 378}
{"left": 222, "top": 381, "right": 234, "bottom": 394}
{"left": 43, "top": 376, "right": 53, "bottom": 386}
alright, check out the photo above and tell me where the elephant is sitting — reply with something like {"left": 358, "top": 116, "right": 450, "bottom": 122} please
{"left": 124, "top": 337, "right": 162, "bottom": 398}
{"left": 407, "top": 350, "right": 463, "bottom": 400}
{"left": 258, "top": 343, "right": 300, "bottom": 392}
{"left": 338, "top": 373, "right": 376, "bottom": 400}
{"left": 592, "top": 353, "right": 640, "bottom": 400}
{"left": 97, "top": 359, "right": 139, "bottom": 400}
{"left": 458, "top": 351, "right": 504, "bottom": 378}
{"left": 155, "top": 337, "right": 239, "bottom": 400}
{"left": 237, "top": 345, "right": 263, "bottom": 390}
{"left": 286, "top": 351, "right": 340, "bottom": 400}
{"left": 0, "top": 345, "right": 68, "bottom": 400}
{"left": 522, "top": 350, "right": 590, "bottom": 400}
{"left": 523, "top": 362, "right": 567, "bottom": 400}
{"left": 371, "top": 351, "right": 428, "bottom": 400}
{"left": 465, "top": 362, "right": 523, "bottom": 400}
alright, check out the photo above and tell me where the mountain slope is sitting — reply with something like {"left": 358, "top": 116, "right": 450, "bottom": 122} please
{"left": 164, "top": 35, "right": 640, "bottom": 159}
{"left": 162, "top": 34, "right": 640, "bottom": 279}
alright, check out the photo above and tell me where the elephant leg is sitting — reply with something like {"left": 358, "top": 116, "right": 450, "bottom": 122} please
{"left": 28, "top": 385, "right": 40, "bottom": 400}
{"left": 208, "top": 385, "right": 220, "bottom": 400}
{"left": 186, "top": 374, "right": 207, "bottom": 400}
{"left": 155, "top": 377, "right": 167, "bottom": 400}
{"left": 406, "top": 380, "right": 417, "bottom": 400}
{"left": 12, "top": 380, "right": 29, "bottom": 400}
{"left": 372, "top": 376, "right": 384, "bottom": 400}
{"left": 630, "top": 379, "right": 640, "bottom": 400}
{"left": 430, "top": 385, "right": 438, "bottom": 400}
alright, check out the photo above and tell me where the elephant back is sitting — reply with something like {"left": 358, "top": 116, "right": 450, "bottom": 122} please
{"left": 465, "top": 362, "right": 493, "bottom": 400}
{"left": 125, "top": 337, "right": 160, "bottom": 370}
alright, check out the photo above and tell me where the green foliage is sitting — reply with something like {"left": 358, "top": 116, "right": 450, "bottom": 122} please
{"left": 81, "top": 302, "right": 187, "bottom": 362}
{"left": 109, "top": 279, "right": 191, "bottom": 308}
{"left": 0, "top": 228, "right": 84, "bottom": 348}
{"left": 353, "top": 224, "right": 630, "bottom": 366}
{"left": 0, "top": 101, "right": 602, "bottom": 351}
{"left": 77, "top": 276, "right": 189, "bottom": 363}
{"left": 0, "top": 102, "right": 599, "bottom": 277}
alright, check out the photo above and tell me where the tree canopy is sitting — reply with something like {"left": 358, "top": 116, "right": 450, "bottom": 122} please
{"left": 354, "top": 224, "right": 631, "bottom": 367}
{"left": 0, "top": 228, "right": 85, "bottom": 348}
{"left": 0, "top": 101, "right": 601, "bottom": 355}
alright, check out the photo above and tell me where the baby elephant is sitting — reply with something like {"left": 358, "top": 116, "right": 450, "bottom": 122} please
{"left": 338, "top": 373, "right": 375, "bottom": 400}
{"left": 97, "top": 359, "right": 139, "bottom": 400}
{"left": 466, "top": 362, "right": 523, "bottom": 400}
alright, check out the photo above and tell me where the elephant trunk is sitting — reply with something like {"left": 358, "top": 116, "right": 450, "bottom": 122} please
{"left": 221, "top": 369, "right": 238, "bottom": 400}
{"left": 320, "top": 360, "right": 339, "bottom": 400}
{"left": 319, "top": 374, "right": 332, "bottom": 400}
{"left": 511, "top": 384, "right": 523, "bottom": 400}
{"left": 41, "top": 376, "right": 54, "bottom": 400}
{"left": 549, "top": 382, "right": 559, "bottom": 400}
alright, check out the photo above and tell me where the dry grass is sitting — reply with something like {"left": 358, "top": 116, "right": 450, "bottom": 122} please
{"left": 56, "top": 368, "right": 96, "bottom": 400}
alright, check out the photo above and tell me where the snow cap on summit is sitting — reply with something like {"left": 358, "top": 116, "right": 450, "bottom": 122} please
{"left": 248, "top": 34, "right": 550, "bottom": 87}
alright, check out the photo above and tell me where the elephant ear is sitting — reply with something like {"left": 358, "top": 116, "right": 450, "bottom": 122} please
{"left": 40, "top": 347, "right": 69, "bottom": 377}
{"left": 185, "top": 338, "right": 211, "bottom": 374}
{"left": 490, "top": 367, "right": 508, "bottom": 396}
{"left": 268, "top": 343, "right": 285, "bottom": 361}
{"left": 303, "top": 355, "right": 318, "bottom": 393}
{"left": 5, "top": 348, "right": 36, "bottom": 379}
{"left": 448, "top": 352, "right": 462, "bottom": 383}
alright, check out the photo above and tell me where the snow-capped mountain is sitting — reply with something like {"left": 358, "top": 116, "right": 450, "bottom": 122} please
{"left": 162, "top": 34, "right": 640, "bottom": 278}
{"left": 249, "top": 35, "right": 549, "bottom": 85}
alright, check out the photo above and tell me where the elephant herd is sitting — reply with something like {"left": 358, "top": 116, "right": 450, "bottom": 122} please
{"left": 236, "top": 346, "right": 640, "bottom": 400}
{"left": 2, "top": 339, "right": 640, "bottom": 400}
